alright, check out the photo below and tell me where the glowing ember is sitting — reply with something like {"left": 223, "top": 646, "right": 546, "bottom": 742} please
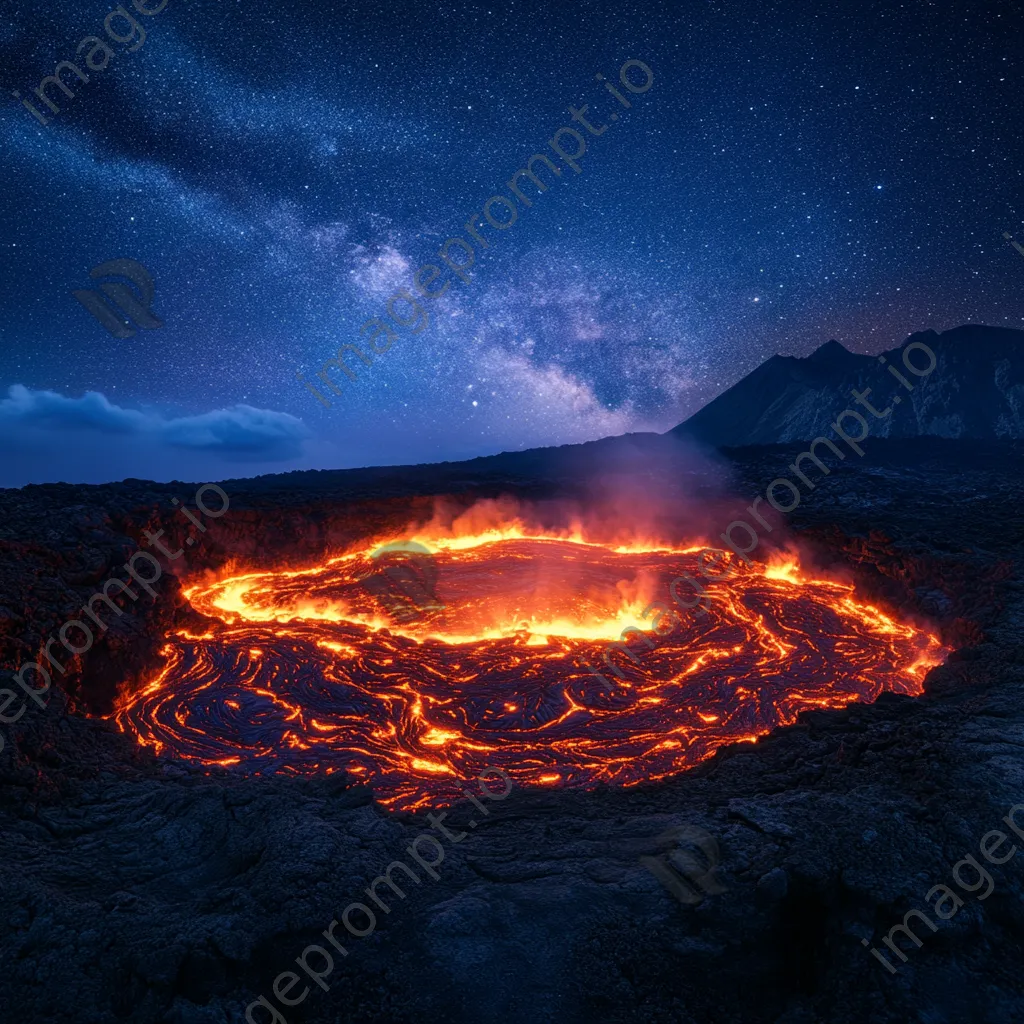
{"left": 112, "top": 528, "right": 947, "bottom": 810}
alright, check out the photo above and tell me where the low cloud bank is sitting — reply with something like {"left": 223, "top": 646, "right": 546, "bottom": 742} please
{"left": 0, "top": 385, "right": 310, "bottom": 461}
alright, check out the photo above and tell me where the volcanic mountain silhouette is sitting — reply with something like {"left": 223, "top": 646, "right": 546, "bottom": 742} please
{"left": 672, "top": 324, "right": 1024, "bottom": 447}
{"left": 225, "top": 324, "right": 1023, "bottom": 502}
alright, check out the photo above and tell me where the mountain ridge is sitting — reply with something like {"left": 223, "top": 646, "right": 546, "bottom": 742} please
{"left": 671, "top": 324, "right": 1024, "bottom": 447}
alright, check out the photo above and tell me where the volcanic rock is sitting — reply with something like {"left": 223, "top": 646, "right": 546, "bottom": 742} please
{"left": 0, "top": 435, "right": 1022, "bottom": 1023}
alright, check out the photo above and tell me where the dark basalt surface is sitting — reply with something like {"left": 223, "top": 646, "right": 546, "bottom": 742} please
{"left": 1, "top": 437, "right": 1022, "bottom": 1024}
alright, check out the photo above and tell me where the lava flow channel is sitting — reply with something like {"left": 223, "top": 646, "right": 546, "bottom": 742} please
{"left": 113, "top": 531, "right": 948, "bottom": 810}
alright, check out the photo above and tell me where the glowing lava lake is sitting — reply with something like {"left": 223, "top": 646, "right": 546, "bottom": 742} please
{"left": 113, "top": 528, "right": 948, "bottom": 810}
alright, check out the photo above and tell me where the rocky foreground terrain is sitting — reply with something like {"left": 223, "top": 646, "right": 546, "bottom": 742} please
{"left": 1, "top": 436, "right": 1022, "bottom": 1024}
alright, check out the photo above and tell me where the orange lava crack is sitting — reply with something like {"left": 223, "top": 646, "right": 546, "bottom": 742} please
{"left": 112, "top": 527, "right": 948, "bottom": 810}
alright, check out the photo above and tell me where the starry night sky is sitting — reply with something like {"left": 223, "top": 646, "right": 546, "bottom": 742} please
{"left": 1, "top": 0, "right": 1022, "bottom": 487}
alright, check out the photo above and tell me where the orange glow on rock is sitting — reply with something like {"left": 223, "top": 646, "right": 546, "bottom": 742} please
{"left": 111, "top": 527, "right": 948, "bottom": 809}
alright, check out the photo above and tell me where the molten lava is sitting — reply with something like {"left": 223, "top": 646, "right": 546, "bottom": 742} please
{"left": 114, "top": 526, "right": 947, "bottom": 810}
